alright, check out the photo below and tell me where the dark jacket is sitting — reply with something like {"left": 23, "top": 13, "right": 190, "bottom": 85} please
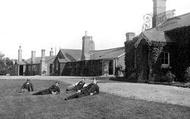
{"left": 21, "top": 82, "right": 33, "bottom": 92}
{"left": 81, "top": 83, "right": 99, "bottom": 95}
{"left": 48, "top": 84, "right": 60, "bottom": 94}
{"left": 65, "top": 83, "right": 99, "bottom": 100}
{"left": 74, "top": 80, "right": 85, "bottom": 91}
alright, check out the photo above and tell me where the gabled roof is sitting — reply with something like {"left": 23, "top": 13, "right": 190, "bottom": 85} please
{"left": 60, "top": 49, "right": 82, "bottom": 62}
{"left": 90, "top": 47, "right": 125, "bottom": 60}
{"left": 135, "top": 12, "right": 190, "bottom": 48}
{"left": 158, "top": 12, "right": 190, "bottom": 31}
{"left": 134, "top": 29, "right": 168, "bottom": 48}
{"left": 26, "top": 56, "right": 55, "bottom": 64}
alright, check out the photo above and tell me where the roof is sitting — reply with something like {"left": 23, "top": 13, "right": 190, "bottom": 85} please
{"left": 17, "top": 60, "right": 28, "bottom": 65}
{"left": 90, "top": 47, "right": 125, "bottom": 60}
{"left": 158, "top": 12, "right": 190, "bottom": 31}
{"left": 134, "top": 13, "right": 190, "bottom": 48}
{"left": 134, "top": 29, "right": 168, "bottom": 48}
{"left": 26, "top": 56, "right": 55, "bottom": 64}
{"left": 60, "top": 49, "right": 82, "bottom": 62}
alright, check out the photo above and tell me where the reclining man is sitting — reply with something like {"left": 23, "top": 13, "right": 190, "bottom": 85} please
{"left": 66, "top": 78, "right": 86, "bottom": 92}
{"left": 33, "top": 81, "right": 60, "bottom": 95}
{"left": 65, "top": 78, "right": 99, "bottom": 100}
{"left": 20, "top": 79, "right": 34, "bottom": 92}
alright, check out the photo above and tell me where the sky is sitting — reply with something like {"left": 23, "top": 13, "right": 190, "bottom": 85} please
{"left": 0, "top": 0, "right": 190, "bottom": 59}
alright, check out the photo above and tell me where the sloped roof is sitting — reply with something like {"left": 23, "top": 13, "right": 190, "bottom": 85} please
{"left": 90, "top": 47, "right": 125, "bottom": 60}
{"left": 135, "top": 13, "right": 190, "bottom": 48}
{"left": 158, "top": 12, "right": 190, "bottom": 31}
{"left": 60, "top": 49, "right": 82, "bottom": 62}
{"left": 17, "top": 60, "right": 28, "bottom": 65}
{"left": 134, "top": 29, "right": 167, "bottom": 48}
{"left": 26, "top": 56, "right": 55, "bottom": 64}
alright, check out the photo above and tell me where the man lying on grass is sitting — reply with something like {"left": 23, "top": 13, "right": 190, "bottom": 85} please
{"left": 19, "top": 79, "right": 34, "bottom": 93}
{"left": 66, "top": 78, "right": 86, "bottom": 92}
{"left": 33, "top": 82, "right": 60, "bottom": 95}
{"left": 65, "top": 79, "right": 99, "bottom": 100}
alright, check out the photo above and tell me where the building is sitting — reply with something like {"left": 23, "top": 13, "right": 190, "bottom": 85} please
{"left": 53, "top": 49, "right": 82, "bottom": 75}
{"left": 17, "top": 47, "right": 55, "bottom": 76}
{"left": 125, "top": 0, "right": 190, "bottom": 82}
{"left": 53, "top": 32, "right": 126, "bottom": 77}
{"left": 18, "top": 31, "right": 126, "bottom": 77}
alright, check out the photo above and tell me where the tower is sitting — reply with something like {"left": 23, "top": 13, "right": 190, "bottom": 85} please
{"left": 81, "top": 31, "right": 95, "bottom": 60}
{"left": 18, "top": 46, "right": 22, "bottom": 63}
{"left": 152, "top": 0, "right": 166, "bottom": 27}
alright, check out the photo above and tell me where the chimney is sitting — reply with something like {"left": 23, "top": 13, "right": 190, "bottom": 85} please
{"left": 152, "top": 0, "right": 166, "bottom": 27}
{"left": 41, "top": 49, "right": 45, "bottom": 58}
{"left": 81, "top": 31, "right": 95, "bottom": 60}
{"left": 126, "top": 32, "right": 135, "bottom": 41}
{"left": 31, "top": 50, "right": 36, "bottom": 64}
{"left": 50, "top": 48, "right": 54, "bottom": 56}
{"left": 40, "top": 49, "right": 46, "bottom": 75}
{"left": 18, "top": 46, "right": 22, "bottom": 63}
{"left": 89, "top": 36, "right": 95, "bottom": 51}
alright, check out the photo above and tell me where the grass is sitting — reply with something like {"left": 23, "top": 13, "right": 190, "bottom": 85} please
{"left": 0, "top": 79, "right": 190, "bottom": 119}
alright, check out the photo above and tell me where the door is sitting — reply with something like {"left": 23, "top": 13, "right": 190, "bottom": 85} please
{"left": 19, "top": 65, "right": 23, "bottom": 75}
{"left": 109, "top": 60, "right": 113, "bottom": 75}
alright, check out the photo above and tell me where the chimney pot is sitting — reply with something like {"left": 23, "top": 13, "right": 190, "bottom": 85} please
{"left": 41, "top": 49, "right": 45, "bottom": 58}
{"left": 126, "top": 32, "right": 135, "bottom": 41}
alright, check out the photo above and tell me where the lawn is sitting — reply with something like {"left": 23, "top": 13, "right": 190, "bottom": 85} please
{"left": 0, "top": 79, "right": 190, "bottom": 119}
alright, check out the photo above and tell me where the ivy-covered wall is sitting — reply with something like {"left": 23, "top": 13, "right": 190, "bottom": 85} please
{"left": 165, "top": 26, "right": 190, "bottom": 82}
{"left": 124, "top": 38, "right": 138, "bottom": 81}
{"left": 61, "top": 59, "right": 104, "bottom": 76}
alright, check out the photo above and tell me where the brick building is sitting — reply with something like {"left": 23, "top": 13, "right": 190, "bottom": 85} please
{"left": 125, "top": 0, "right": 190, "bottom": 82}
{"left": 17, "top": 47, "right": 55, "bottom": 76}
{"left": 17, "top": 31, "right": 126, "bottom": 77}
{"left": 53, "top": 32, "right": 125, "bottom": 77}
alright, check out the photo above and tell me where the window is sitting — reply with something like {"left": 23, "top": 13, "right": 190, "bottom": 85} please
{"left": 160, "top": 52, "right": 170, "bottom": 68}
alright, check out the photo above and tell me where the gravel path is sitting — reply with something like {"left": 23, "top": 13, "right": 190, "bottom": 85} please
{"left": 98, "top": 83, "right": 190, "bottom": 107}
{"left": 1, "top": 76, "right": 190, "bottom": 107}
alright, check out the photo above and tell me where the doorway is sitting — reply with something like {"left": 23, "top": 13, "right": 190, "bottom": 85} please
{"left": 19, "top": 65, "right": 23, "bottom": 75}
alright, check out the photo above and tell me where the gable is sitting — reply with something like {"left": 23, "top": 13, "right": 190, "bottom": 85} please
{"left": 58, "top": 49, "right": 82, "bottom": 62}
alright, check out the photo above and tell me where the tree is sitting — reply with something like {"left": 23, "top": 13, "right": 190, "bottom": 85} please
{"left": 0, "top": 52, "right": 5, "bottom": 59}
{"left": 0, "top": 56, "right": 17, "bottom": 75}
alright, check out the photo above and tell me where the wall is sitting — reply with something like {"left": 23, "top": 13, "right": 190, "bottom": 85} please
{"left": 61, "top": 60, "right": 104, "bottom": 76}
{"left": 25, "top": 64, "right": 40, "bottom": 76}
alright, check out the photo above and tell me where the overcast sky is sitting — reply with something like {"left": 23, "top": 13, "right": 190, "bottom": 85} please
{"left": 0, "top": 0, "right": 190, "bottom": 59}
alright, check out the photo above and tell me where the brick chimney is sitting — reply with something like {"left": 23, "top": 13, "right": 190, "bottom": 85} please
{"left": 126, "top": 32, "right": 135, "bottom": 41}
{"left": 152, "top": 0, "right": 166, "bottom": 27}
{"left": 81, "top": 31, "right": 95, "bottom": 60}
{"left": 49, "top": 48, "right": 54, "bottom": 56}
{"left": 41, "top": 49, "right": 45, "bottom": 58}
{"left": 40, "top": 49, "right": 46, "bottom": 75}
{"left": 18, "top": 46, "right": 22, "bottom": 63}
{"left": 31, "top": 50, "right": 36, "bottom": 64}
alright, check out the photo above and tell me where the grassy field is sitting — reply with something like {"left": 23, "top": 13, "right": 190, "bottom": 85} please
{"left": 0, "top": 79, "right": 190, "bottom": 119}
